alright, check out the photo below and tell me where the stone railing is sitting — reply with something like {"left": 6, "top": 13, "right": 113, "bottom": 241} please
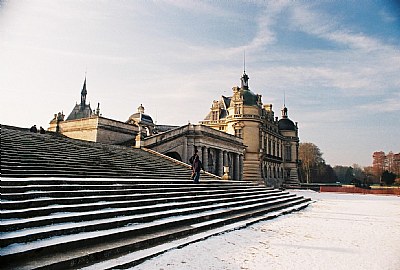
{"left": 143, "top": 124, "right": 243, "bottom": 147}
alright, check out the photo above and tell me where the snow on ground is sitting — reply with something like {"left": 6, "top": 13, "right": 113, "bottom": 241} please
{"left": 134, "top": 190, "right": 400, "bottom": 270}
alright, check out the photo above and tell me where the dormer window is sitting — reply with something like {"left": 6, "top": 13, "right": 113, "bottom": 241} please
{"left": 234, "top": 104, "right": 242, "bottom": 115}
{"left": 212, "top": 110, "right": 219, "bottom": 121}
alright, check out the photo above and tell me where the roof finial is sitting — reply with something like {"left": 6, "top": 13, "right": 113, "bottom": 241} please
{"left": 284, "top": 90, "right": 286, "bottom": 107}
{"left": 243, "top": 50, "right": 246, "bottom": 74}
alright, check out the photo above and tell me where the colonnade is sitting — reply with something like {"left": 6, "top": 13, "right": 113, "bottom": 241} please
{"left": 263, "top": 161, "right": 284, "bottom": 180}
{"left": 191, "top": 145, "right": 243, "bottom": 180}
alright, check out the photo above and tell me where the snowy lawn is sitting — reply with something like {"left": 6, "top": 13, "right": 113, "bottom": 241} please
{"left": 134, "top": 190, "right": 400, "bottom": 270}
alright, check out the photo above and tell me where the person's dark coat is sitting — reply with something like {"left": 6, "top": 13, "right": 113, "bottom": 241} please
{"left": 189, "top": 153, "right": 198, "bottom": 165}
{"left": 192, "top": 156, "right": 203, "bottom": 172}
{"left": 30, "top": 125, "right": 37, "bottom": 133}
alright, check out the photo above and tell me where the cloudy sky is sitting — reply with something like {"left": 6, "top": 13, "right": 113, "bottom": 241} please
{"left": 1, "top": 0, "right": 399, "bottom": 167}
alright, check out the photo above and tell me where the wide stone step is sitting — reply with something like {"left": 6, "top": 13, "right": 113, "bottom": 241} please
{"left": 1, "top": 187, "right": 279, "bottom": 210}
{"left": 0, "top": 192, "right": 295, "bottom": 247}
{"left": 1, "top": 154, "right": 185, "bottom": 170}
{"left": 1, "top": 126, "right": 221, "bottom": 180}
{"left": 82, "top": 200, "right": 311, "bottom": 270}
{"left": 1, "top": 189, "right": 290, "bottom": 220}
{"left": 0, "top": 195, "right": 309, "bottom": 270}
{"left": 2, "top": 185, "right": 272, "bottom": 206}
{"left": 1, "top": 183, "right": 266, "bottom": 200}
{"left": 0, "top": 178, "right": 258, "bottom": 189}
{"left": 1, "top": 189, "right": 283, "bottom": 234}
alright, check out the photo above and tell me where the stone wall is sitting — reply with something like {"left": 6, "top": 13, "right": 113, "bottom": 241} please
{"left": 48, "top": 116, "right": 138, "bottom": 144}
{"left": 96, "top": 117, "right": 137, "bottom": 144}
{"left": 48, "top": 117, "right": 99, "bottom": 142}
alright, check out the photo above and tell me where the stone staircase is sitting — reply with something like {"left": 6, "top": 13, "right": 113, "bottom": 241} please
{"left": 1, "top": 125, "right": 216, "bottom": 180}
{"left": 0, "top": 125, "right": 311, "bottom": 269}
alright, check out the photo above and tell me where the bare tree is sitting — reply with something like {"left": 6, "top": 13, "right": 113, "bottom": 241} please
{"left": 299, "top": 142, "right": 324, "bottom": 183}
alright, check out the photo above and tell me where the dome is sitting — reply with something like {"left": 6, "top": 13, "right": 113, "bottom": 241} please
{"left": 240, "top": 89, "right": 258, "bottom": 106}
{"left": 127, "top": 112, "right": 154, "bottom": 124}
{"left": 278, "top": 118, "right": 296, "bottom": 131}
{"left": 126, "top": 104, "right": 154, "bottom": 125}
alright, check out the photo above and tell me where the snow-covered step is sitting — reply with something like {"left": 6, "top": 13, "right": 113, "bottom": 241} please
{"left": 1, "top": 186, "right": 267, "bottom": 204}
{"left": 1, "top": 192, "right": 292, "bottom": 232}
{"left": 1, "top": 189, "right": 286, "bottom": 217}
{"left": 81, "top": 201, "right": 312, "bottom": 270}
{"left": 2, "top": 195, "right": 301, "bottom": 256}
{"left": 1, "top": 188, "right": 280, "bottom": 210}
{"left": 1, "top": 197, "right": 310, "bottom": 270}
{"left": 1, "top": 194, "right": 299, "bottom": 250}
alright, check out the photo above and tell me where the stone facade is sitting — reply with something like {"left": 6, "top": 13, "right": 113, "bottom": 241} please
{"left": 142, "top": 124, "right": 245, "bottom": 180}
{"left": 200, "top": 71, "right": 300, "bottom": 187}
{"left": 48, "top": 115, "right": 138, "bottom": 144}
{"left": 48, "top": 73, "right": 300, "bottom": 187}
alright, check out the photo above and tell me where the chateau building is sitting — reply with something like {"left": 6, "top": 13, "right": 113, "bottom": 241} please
{"left": 48, "top": 71, "right": 300, "bottom": 187}
{"left": 48, "top": 78, "right": 138, "bottom": 144}
{"left": 200, "top": 70, "right": 300, "bottom": 187}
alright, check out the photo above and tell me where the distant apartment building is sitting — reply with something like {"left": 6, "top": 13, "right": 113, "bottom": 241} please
{"left": 372, "top": 151, "right": 400, "bottom": 176}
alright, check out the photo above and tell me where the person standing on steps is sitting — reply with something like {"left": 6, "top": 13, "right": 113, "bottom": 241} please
{"left": 192, "top": 155, "right": 204, "bottom": 184}
{"left": 189, "top": 149, "right": 199, "bottom": 165}
{"left": 189, "top": 149, "right": 199, "bottom": 180}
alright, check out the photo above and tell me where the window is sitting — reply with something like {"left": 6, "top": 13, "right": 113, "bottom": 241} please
{"left": 234, "top": 104, "right": 241, "bottom": 115}
{"left": 273, "top": 142, "right": 276, "bottom": 156}
{"left": 286, "top": 146, "right": 292, "bottom": 161}
{"left": 235, "top": 129, "right": 242, "bottom": 138}
{"left": 268, "top": 140, "right": 271, "bottom": 154}
{"left": 212, "top": 111, "right": 219, "bottom": 121}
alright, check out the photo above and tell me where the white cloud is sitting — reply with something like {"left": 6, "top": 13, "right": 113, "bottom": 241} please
{"left": 288, "top": 3, "right": 391, "bottom": 52}
{"left": 161, "top": 0, "right": 235, "bottom": 18}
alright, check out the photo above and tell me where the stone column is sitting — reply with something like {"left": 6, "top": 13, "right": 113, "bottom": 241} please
{"left": 218, "top": 149, "right": 224, "bottom": 176}
{"left": 239, "top": 154, "right": 244, "bottom": 180}
{"left": 202, "top": 146, "right": 208, "bottom": 172}
{"left": 183, "top": 137, "right": 188, "bottom": 164}
{"left": 223, "top": 151, "right": 228, "bottom": 166}
{"left": 234, "top": 153, "right": 240, "bottom": 180}
{"left": 187, "top": 138, "right": 194, "bottom": 164}
{"left": 229, "top": 153, "right": 234, "bottom": 179}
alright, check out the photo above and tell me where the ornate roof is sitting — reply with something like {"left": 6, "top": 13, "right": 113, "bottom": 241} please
{"left": 239, "top": 88, "right": 258, "bottom": 106}
{"left": 66, "top": 78, "right": 93, "bottom": 120}
{"left": 66, "top": 104, "right": 93, "bottom": 121}
{"left": 127, "top": 104, "right": 154, "bottom": 125}
{"left": 278, "top": 106, "right": 296, "bottom": 131}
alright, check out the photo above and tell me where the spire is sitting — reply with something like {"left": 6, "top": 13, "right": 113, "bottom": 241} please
{"left": 243, "top": 50, "right": 246, "bottom": 74}
{"left": 283, "top": 90, "right": 286, "bottom": 107}
{"left": 240, "top": 51, "right": 249, "bottom": 90}
{"left": 80, "top": 76, "right": 87, "bottom": 110}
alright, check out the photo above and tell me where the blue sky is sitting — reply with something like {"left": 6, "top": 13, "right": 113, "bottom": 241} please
{"left": 1, "top": 0, "right": 399, "bottom": 167}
